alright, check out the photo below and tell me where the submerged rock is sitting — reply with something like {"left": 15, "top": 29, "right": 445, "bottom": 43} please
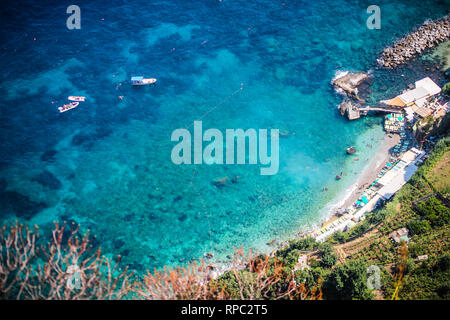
{"left": 114, "top": 239, "right": 125, "bottom": 249}
{"left": 346, "top": 146, "right": 356, "bottom": 155}
{"left": 173, "top": 195, "right": 183, "bottom": 202}
{"left": 148, "top": 212, "right": 159, "bottom": 221}
{"left": 0, "top": 190, "right": 46, "bottom": 219}
{"left": 204, "top": 252, "right": 214, "bottom": 259}
{"left": 212, "top": 176, "right": 228, "bottom": 188}
{"left": 0, "top": 178, "right": 7, "bottom": 192}
{"left": 71, "top": 133, "right": 91, "bottom": 146}
{"left": 32, "top": 170, "right": 62, "bottom": 190}
{"left": 123, "top": 213, "right": 135, "bottom": 222}
{"left": 127, "top": 262, "right": 143, "bottom": 272}
{"left": 71, "top": 127, "right": 113, "bottom": 148}
{"left": 40, "top": 150, "right": 57, "bottom": 162}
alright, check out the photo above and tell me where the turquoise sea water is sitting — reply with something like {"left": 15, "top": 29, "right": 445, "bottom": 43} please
{"left": 0, "top": 0, "right": 448, "bottom": 272}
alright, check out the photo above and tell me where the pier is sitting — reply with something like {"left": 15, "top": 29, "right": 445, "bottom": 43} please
{"left": 339, "top": 101, "right": 401, "bottom": 120}
{"left": 359, "top": 105, "right": 403, "bottom": 113}
{"left": 340, "top": 77, "right": 444, "bottom": 122}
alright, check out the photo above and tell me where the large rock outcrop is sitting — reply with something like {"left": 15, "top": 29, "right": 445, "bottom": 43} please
{"left": 332, "top": 72, "right": 371, "bottom": 102}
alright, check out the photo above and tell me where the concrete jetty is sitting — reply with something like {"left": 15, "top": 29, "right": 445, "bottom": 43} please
{"left": 339, "top": 100, "right": 361, "bottom": 120}
{"left": 359, "top": 105, "right": 403, "bottom": 113}
{"left": 378, "top": 15, "right": 450, "bottom": 69}
{"left": 339, "top": 101, "right": 402, "bottom": 121}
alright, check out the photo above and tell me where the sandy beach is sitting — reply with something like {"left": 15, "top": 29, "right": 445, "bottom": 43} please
{"left": 321, "top": 133, "right": 401, "bottom": 226}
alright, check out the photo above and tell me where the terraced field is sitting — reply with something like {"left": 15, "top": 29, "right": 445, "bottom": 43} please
{"left": 327, "top": 137, "right": 450, "bottom": 299}
{"left": 426, "top": 150, "right": 450, "bottom": 198}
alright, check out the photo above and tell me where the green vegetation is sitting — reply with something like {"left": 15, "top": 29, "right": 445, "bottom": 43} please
{"left": 415, "top": 197, "right": 450, "bottom": 227}
{"left": 396, "top": 253, "right": 450, "bottom": 299}
{"left": 443, "top": 82, "right": 450, "bottom": 97}
{"left": 4, "top": 138, "right": 447, "bottom": 300}
{"left": 253, "top": 136, "right": 450, "bottom": 300}
{"left": 318, "top": 245, "right": 337, "bottom": 268}
{"left": 408, "top": 219, "right": 431, "bottom": 235}
{"left": 322, "top": 259, "right": 374, "bottom": 300}
{"left": 426, "top": 149, "right": 450, "bottom": 197}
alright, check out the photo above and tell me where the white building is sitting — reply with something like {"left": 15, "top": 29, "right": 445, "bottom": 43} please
{"left": 381, "top": 77, "right": 441, "bottom": 119}
{"left": 376, "top": 148, "right": 425, "bottom": 200}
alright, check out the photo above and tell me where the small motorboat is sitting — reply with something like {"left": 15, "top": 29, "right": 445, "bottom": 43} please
{"left": 68, "top": 96, "right": 86, "bottom": 102}
{"left": 336, "top": 174, "right": 342, "bottom": 180}
{"left": 346, "top": 146, "right": 356, "bottom": 155}
{"left": 58, "top": 102, "right": 79, "bottom": 113}
{"left": 131, "top": 76, "right": 157, "bottom": 86}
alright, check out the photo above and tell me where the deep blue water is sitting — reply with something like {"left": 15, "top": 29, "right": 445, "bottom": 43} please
{"left": 0, "top": 0, "right": 448, "bottom": 272}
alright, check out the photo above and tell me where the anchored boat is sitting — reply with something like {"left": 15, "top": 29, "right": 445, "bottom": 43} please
{"left": 68, "top": 96, "right": 86, "bottom": 102}
{"left": 58, "top": 102, "right": 79, "bottom": 113}
{"left": 131, "top": 76, "right": 157, "bottom": 86}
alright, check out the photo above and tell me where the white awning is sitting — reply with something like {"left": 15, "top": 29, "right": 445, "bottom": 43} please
{"left": 353, "top": 194, "right": 382, "bottom": 220}
{"left": 377, "top": 164, "right": 419, "bottom": 200}
{"left": 377, "top": 161, "right": 407, "bottom": 186}
{"left": 404, "top": 107, "right": 414, "bottom": 115}
{"left": 415, "top": 97, "right": 428, "bottom": 108}
{"left": 415, "top": 77, "right": 441, "bottom": 96}
{"left": 398, "top": 87, "right": 429, "bottom": 104}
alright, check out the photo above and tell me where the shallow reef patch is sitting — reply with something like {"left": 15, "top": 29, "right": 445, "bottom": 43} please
{"left": 0, "top": 190, "right": 46, "bottom": 219}
{"left": 32, "top": 170, "right": 62, "bottom": 190}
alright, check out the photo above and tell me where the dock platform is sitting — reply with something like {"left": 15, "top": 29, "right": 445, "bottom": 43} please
{"left": 340, "top": 101, "right": 403, "bottom": 120}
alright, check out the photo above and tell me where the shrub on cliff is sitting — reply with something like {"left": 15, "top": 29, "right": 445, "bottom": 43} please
{"left": 288, "top": 237, "right": 318, "bottom": 251}
{"left": 323, "top": 259, "right": 374, "bottom": 300}
{"left": 0, "top": 222, "right": 135, "bottom": 300}
{"left": 318, "top": 244, "right": 337, "bottom": 268}
{"left": 416, "top": 197, "right": 450, "bottom": 227}
{"left": 1, "top": 223, "right": 323, "bottom": 301}
{"left": 442, "top": 82, "right": 450, "bottom": 97}
{"left": 276, "top": 248, "right": 300, "bottom": 270}
{"left": 367, "top": 208, "right": 387, "bottom": 225}
{"left": 408, "top": 219, "right": 432, "bottom": 235}
{"left": 435, "top": 254, "right": 450, "bottom": 272}
{"left": 332, "top": 231, "right": 346, "bottom": 243}
{"left": 136, "top": 247, "right": 322, "bottom": 300}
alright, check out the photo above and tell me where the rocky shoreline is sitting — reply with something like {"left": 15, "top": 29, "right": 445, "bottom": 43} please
{"left": 378, "top": 15, "right": 450, "bottom": 69}
{"left": 332, "top": 72, "right": 371, "bottom": 102}
{"left": 212, "top": 14, "right": 450, "bottom": 281}
{"left": 332, "top": 71, "right": 373, "bottom": 120}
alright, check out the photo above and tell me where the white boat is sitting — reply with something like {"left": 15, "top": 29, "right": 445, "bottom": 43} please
{"left": 131, "top": 76, "right": 157, "bottom": 86}
{"left": 58, "top": 102, "right": 79, "bottom": 113}
{"left": 68, "top": 96, "right": 86, "bottom": 102}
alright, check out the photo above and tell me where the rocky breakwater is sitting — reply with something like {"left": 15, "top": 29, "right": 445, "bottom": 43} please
{"left": 378, "top": 15, "right": 450, "bottom": 69}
